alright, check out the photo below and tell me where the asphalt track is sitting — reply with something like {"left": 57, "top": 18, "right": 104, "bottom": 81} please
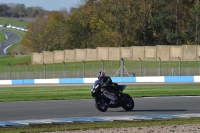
{"left": 0, "top": 28, "right": 22, "bottom": 55}
{"left": 0, "top": 96, "right": 200, "bottom": 121}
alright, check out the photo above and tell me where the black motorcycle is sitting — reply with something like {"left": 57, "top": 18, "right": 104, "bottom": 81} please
{"left": 91, "top": 82, "right": 134, "bottom": 112}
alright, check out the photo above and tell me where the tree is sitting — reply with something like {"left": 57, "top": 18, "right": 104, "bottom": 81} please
{"left": 22, "top": 11, "right": 68, "bottom": 52}
{"left": 0, "top": 4, "right": 10, "bottom": 17}
{"left": 22, "top": 16, "right": 48, "bottom": 52}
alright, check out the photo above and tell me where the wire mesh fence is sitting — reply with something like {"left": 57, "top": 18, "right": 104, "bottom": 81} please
{"left": 1, "top": 68, "right": 200, "bottom": 80}
{"left": 1, "top": 59, "right": 200, "bottom": 80}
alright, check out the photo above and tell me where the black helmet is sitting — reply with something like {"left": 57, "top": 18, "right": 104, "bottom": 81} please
{"left": 97, "top": 71, "right": 105, "bottom": 79}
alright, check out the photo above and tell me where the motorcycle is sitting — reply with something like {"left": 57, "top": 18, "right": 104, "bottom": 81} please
{"left": 91, "top": 81, "right": 134, "bottom": 112}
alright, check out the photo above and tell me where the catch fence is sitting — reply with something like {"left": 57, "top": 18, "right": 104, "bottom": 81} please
{"left": 1, "top": 59, "right": 200, "bottom": 80}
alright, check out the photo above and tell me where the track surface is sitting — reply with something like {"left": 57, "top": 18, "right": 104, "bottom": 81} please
{"left": 0, "top": 96, "right": 199, "bottom": 121}
{"left": 0, "top": 28, "right": 22, "bottom": 55}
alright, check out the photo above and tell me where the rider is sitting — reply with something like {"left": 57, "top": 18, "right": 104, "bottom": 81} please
{"left": 96, "top": 71, "right": 118, "bottom": 101}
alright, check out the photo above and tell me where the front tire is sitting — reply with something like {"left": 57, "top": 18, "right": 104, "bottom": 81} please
{"left": 121, "top": 94, "right": 134, "bottom": 111}
{"left": 94, "top": 97, "right": 108, "bottom": 112}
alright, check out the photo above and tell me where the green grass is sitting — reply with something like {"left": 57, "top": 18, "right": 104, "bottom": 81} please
{"left": 0, "top": 57, "right": 199, "bottom": 73}
{"left": 0, "top": 17, "right": 29, "bottom": 28}
{"left": 0, "top": 55, "right": 198, "bottom": 69}
{"left": 0, "top": 32, "right": 6, "bottom": 42}
{"left": 0, "top": 84, "right": 200, "bottom": 102}
{"left": 0, "top": 56, "right": 31, "bottom": 66}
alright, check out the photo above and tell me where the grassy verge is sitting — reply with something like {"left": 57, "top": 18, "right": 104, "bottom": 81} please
{"left": 0, "top": 56, "right": 31, "bottom": 66}
{"left": 0, "top": 118, "right": 200, "bottom": 133}
{"left": 0, "top": 55, "right": 200, "bottom": 71}
{"left": 0, "top": 84, "right": 200, "bottom": 102}
{"left": 0, "top": 46, "right": 200, "bottom": 73}
{"left": 0, "top": 32, "right": 6, "bottom": 42}
{"left": 0, "top": 17, "right": 29, "bottom": 28}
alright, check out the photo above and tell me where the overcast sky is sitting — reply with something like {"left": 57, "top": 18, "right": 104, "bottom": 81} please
{"left": 0, "top": 0, "right": 82, "bottom": 11}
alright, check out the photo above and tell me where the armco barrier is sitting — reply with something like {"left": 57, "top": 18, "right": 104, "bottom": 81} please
{"left": 6, "top": 25, "right": 28, "bottom": 31}
{"left": 0, "top": 76, "right": 200, "bottom": 85}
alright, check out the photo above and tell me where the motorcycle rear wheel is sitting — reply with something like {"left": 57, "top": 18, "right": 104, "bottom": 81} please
{"left": 94, "top": 97, "right": 108, "bottom": 112}
{"left": 121, "top": 94, "right": 134, "bottom": 111}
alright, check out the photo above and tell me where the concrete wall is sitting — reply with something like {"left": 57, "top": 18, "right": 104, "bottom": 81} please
{"left": 32, "top": 45, "right": 200, "bottom": 64}
{"left": 64, "top": 49, "right": 75, "bottom": 62}
{"left": 75, "top": 49, "right": 86, "bottom": 61}
{"left": 197, "top": 46, "right": 200, "bottom": 60}
{"left": 156, "top": 45, "right": 170, "bottom": 61}
{"left": 183, "top": 45, "right": 197, "bottom": 61}
{"left": 145, "top": 46, "right": 156, "bottom": 60}
{"left": 132, "top": 46, "right": 145, "bottom": 60}
{"left": 43, "top": 51, "right": 53, "bottom": 64}
{"left": 53, "top": 50, "right": 64, "bottom": 63}
{"left": 121, "top": 47, "right": 132, "bottom": 60}
{"left": 86, "top": 49, "right": 97, "bottom": 60}
{"left": 32, "top": 52, "right": 43, "bottom": 64}
{"left": 97, "top": 47, "right": 109, "bottom": 60}
{"left": 109, "top": 47, "right": 120, "bottom": 60}
{"left": 170, "top": 46, "right": 182, "bottom": 61}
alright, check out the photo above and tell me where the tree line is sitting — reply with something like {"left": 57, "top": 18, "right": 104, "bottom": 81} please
{"left": 22, "top": 0, "right": 200, "bottom": 53}
{"left": 0, "top": 3, "right": 49, "bottom": 18}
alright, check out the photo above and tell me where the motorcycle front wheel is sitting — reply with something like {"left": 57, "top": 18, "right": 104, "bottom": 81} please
{"left": 121, "top": 94, "right": 134, "bottom": 111}
{"left": 94, "top": 96, "right": 108, "bottom": 112}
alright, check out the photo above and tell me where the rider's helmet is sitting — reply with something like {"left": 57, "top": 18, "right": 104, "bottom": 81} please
{"left": 97, "top": 71, "right": 105, "bottom": 79}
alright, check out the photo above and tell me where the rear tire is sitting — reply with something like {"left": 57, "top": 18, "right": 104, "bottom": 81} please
{"left": 121, "top": 94, "right": 134, "bottom": 111}
{"left": 94, "top": 97, "right": 108, "bottom": 112}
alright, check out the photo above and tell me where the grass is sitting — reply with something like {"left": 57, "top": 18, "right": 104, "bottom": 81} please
{"left": 0, "top": 17, "right": 29, "bottom": 28}
{"left": 0, "top": 58, "right": 200, "bottom": 79}
{"left": 0, "top": 117, "right": 199, "bottom": 133}
{"left": 0, "top": 56, "right": 200, "bottom": 79}
{"left": 0, "top": 55, "right": 200, "bottom": 70}
{"left": 0, "top": 31, "right": 6, "bottom": 42}
{"left": 0, "top": 84, "right": 200, "bottom": 102}
{"left": 0, "top": 56, "right": 31, "bottom": 66}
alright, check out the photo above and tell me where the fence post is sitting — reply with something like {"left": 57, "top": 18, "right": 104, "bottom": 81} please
{"left": 43, "top": 62, "right": 46, "bottom": 79}
{"left": 83, "top": 60, "right": 85, "bottom": 78}
{"left": 63, "top": 61, "right": 66, "bottom": 78}
{"left": 158, "top": 57, "right": 161, "bottom": 76}
{"left": 121, "top": 58, "right": 124, "bottom": 77}
{"left": 101, "top": 59, "right": 104, "bottom": 71}
{"left": 178, "top": 56, "right": 181, "bottom": 76}
{"left": 8, "top": 63, "right": 11, "bottom": 79}
{"left": 26, "top": 62, "right": 29, "bottom": 78}
{"left": 139, "top": 58, "right": 142, "bottom": 76}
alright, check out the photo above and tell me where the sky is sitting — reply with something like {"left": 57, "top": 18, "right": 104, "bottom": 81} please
{"left": 0, "top": 0, "right": 83, "bottom": 11}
